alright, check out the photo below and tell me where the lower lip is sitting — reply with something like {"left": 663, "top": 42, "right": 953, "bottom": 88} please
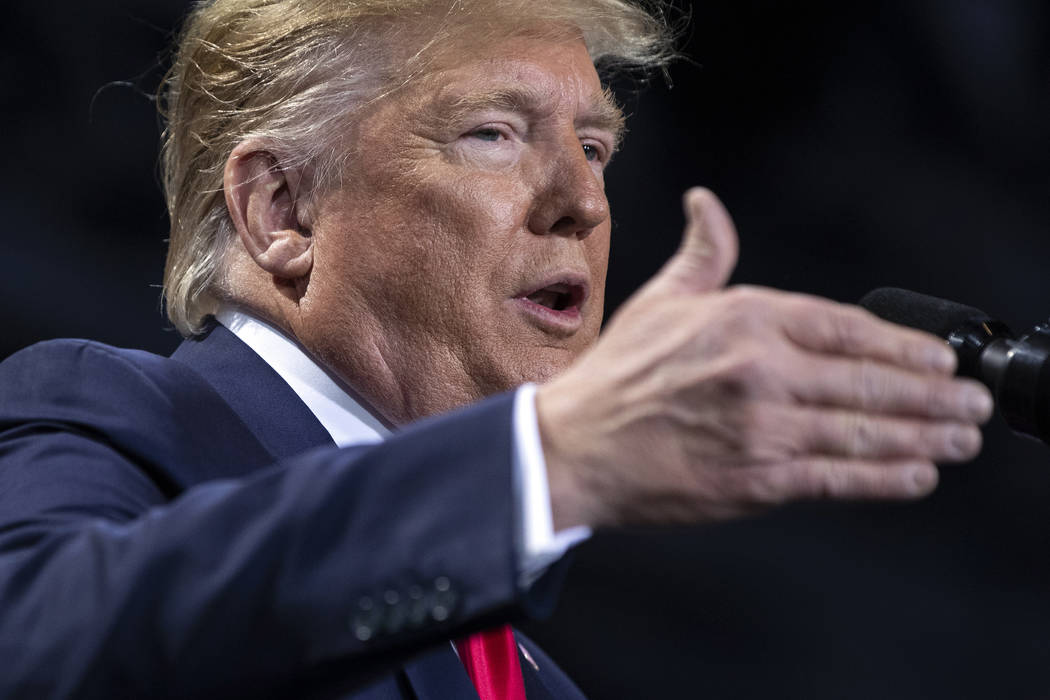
{"left": 512, "top": 297, "right": 584, "bottom": 335}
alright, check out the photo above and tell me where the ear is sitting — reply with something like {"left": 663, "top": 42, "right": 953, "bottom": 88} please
{"left": 224, "top": 140, "right": 313, "bottom": 280}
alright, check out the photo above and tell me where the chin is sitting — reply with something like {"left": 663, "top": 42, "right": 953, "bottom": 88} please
{"left": 512, "top": 348, "right": 579, "bottom": 387}
{"left": 477, "top": 333, "right": 592, "bottom": 394}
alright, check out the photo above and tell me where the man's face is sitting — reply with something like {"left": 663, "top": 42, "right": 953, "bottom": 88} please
{"left": 291, "top": 32, "right": 620, "bottom": 424}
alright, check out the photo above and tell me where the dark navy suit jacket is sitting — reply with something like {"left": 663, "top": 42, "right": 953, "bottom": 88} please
{"left": 0, "top": 324, "right": 587, "bottom": 699}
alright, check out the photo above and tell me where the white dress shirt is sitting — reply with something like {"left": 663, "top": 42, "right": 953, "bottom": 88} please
{"left": 216, "top": 307, "right": 590, "bottom": 587}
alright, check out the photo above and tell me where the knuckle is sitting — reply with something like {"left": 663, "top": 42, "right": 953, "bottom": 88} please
{"left": 831, "top": 311, "right": 866, "bottom": 353}
{"left": 852, "top": 359, "right": 887, "bottom": 410}
{"left": 780, "top": 291, "right": 830, "bottom": 320}
{"left": 727, "top": 284, "right": 767, "bottom": 305}
{"left": 770, "top": 407, "right": 808, "bottom": 456}
{"left": 720, "top": 308, "right": 765, "bottom": 339}
{"left": 798, "top": 461, "right": 842, "bottom": 499}
{"left": 720, "top": 287, "right": 772, "bottom": 328}
{"left": 715, "top": 350, "right": 769, "bottom": 400}
{"left": 816, "top": 460, "right": 861, "bottom": 498}
{"left": 740, "top": 405, "right": 792, "bottom": 460}
{"left": 720, "top": 286, "right": 751, "bottom": 312}
{"left": 740, "top": 466, "right": 793, "bottom": 505}
{"left": 719, "top": 401, "right": 763, "bottom": 452}
{"left": 838, "top": 413, "right": 880, "bottom": 458}
{"left": 718, "top": 403, "right": 793, "bottom": 463}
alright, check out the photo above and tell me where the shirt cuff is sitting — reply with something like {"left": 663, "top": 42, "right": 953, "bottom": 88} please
{"left": 512, "top": 383, "right": 592, "bottom": 589}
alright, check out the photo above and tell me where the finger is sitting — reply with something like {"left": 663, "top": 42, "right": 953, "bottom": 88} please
{"left": 734, "top": 457, "right": 940, "bottom": 504}
{"left": 639, "top": 187, "right": 740, "bottom": 299}
{"left": 785, "top": 351, "right": 994, "bottom": 423}
{"left": 778, "top": 404, "right": 984, "bottom": 462}
{"left": 778, "top": 295, "right": 958, "bottom": 374}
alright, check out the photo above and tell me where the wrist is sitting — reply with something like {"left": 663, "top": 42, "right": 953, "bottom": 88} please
{"left": 534, "top": 380, "right": 609, "bottom": 532}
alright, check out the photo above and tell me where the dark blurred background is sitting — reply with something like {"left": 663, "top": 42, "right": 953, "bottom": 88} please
{"left": 3, "top": 1, "right": 1050, "bottom": 698}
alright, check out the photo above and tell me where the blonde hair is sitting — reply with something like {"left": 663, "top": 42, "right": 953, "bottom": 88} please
{"left": 159, "top": 0, "right": 678, "bottom": 336}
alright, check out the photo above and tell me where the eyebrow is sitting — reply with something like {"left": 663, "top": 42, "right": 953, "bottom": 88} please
{"left": 440, "top": 84, "right": 626, "bottom": 146}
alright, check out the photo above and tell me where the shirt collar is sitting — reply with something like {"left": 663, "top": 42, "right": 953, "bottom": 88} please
{"left": 215, "top": 307, "right": 391, "bottom": 447}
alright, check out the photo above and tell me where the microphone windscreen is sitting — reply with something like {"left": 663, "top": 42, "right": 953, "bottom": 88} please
{"left": 859, "top": 288, "right": 991, "bottom": 339}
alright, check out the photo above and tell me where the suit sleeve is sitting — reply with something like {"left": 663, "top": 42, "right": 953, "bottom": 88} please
{"left": 0, "top": 341, "right": 539, "bottom": 699}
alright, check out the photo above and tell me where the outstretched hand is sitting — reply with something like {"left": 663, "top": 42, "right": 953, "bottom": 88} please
{"left": 537, "top": 188, "right": 993, "bottom": 530}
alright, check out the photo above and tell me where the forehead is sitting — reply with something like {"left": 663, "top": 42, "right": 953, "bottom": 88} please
{"left": 403, "top": 34, "right": 619, "bottom": 128}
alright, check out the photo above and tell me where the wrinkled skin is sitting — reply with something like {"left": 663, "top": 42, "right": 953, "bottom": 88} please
{"left": 538, "top": 189, "right": 992, "bottom": 529}
{"left": 290, "top": 35, "right": 618, "bottom": 425}
{"left": 225, "top": 31, "right": 994, "bottom": 531}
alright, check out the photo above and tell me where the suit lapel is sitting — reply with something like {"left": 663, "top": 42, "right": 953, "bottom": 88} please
{"left": 517, "top": 642, "right": 554, "bottom": 700}
{"left": 172, "top": 325, "right": 585, "bottom": 700}
{"left": 171, "top": 323, "right": 334, "bottom": 459}
{"left": 516, "top": 631, "right": 590, "bottom": 700}
{"left": 403, "top": 644, "right": 480, "bottom": 700}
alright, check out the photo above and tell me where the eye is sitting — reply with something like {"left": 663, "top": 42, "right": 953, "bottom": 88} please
{"left": 468, "top": 127, "right": 504, "bottom": 142}
{"left": 582, "top": 143, "right": 601, "bottom": 162}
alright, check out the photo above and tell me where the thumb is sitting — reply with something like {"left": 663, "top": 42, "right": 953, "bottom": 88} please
{"left": 643, "top": 187, "right": 739, "bottom": 297}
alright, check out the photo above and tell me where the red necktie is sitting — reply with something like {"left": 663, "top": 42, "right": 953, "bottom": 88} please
{"left": 455, "top": 625, "right": 528, "bottom": 700}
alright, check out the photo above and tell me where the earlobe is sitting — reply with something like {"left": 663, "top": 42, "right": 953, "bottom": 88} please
{"left": 224, "top": 141, "right": 314, "bottom": 281}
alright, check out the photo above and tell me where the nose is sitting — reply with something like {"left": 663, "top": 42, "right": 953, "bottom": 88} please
{"left": 527, "top": 142, "right": 609, "bottom": 240}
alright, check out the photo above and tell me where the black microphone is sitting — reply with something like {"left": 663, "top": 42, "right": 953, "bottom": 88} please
{"left": 859, "top": 287, "right": 1050, "bottom": 445}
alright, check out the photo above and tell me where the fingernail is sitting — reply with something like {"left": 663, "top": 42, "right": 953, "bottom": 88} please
{"left": 966, "top": 386, "right": 994, "bottom": 421}
{"left": 910, "top": 465, "right": 939, "bottom": 494}
{"left": 950, "top": 426, "right": 980, "bottom": 459}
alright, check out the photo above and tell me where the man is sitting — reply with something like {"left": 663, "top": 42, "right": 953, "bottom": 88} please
{"left": 0, "top": 0, "right": 993, "bottom": 698}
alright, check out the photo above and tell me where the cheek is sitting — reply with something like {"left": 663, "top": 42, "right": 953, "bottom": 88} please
{"left": 413, "top": 171, "right": 526, "bottom": 246}
{"left": 586, "top": 226, "right": 611, "bottom": 296}
{"left": 408, "top": 173, "right": 530, "bottom": 291}
{"left": 587, "top": 230, "right": 610, "bottom": 277}
{"left": 319, "top": 174, "right": 529, "bottom": 327}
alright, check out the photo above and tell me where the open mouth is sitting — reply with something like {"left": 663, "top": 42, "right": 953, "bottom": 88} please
{"left": 512, "top": 274, "right": 589, "bottom": 334}
{"left": 525, "top": 282, "right": 584, "bottom": 313}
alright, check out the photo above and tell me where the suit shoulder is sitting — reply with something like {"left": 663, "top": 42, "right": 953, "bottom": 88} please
{"left": 0, "top": 338, "right": 272, "bottom": 487}
{"left": 0, "top": 338, "right": 201, "bottom": 419}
